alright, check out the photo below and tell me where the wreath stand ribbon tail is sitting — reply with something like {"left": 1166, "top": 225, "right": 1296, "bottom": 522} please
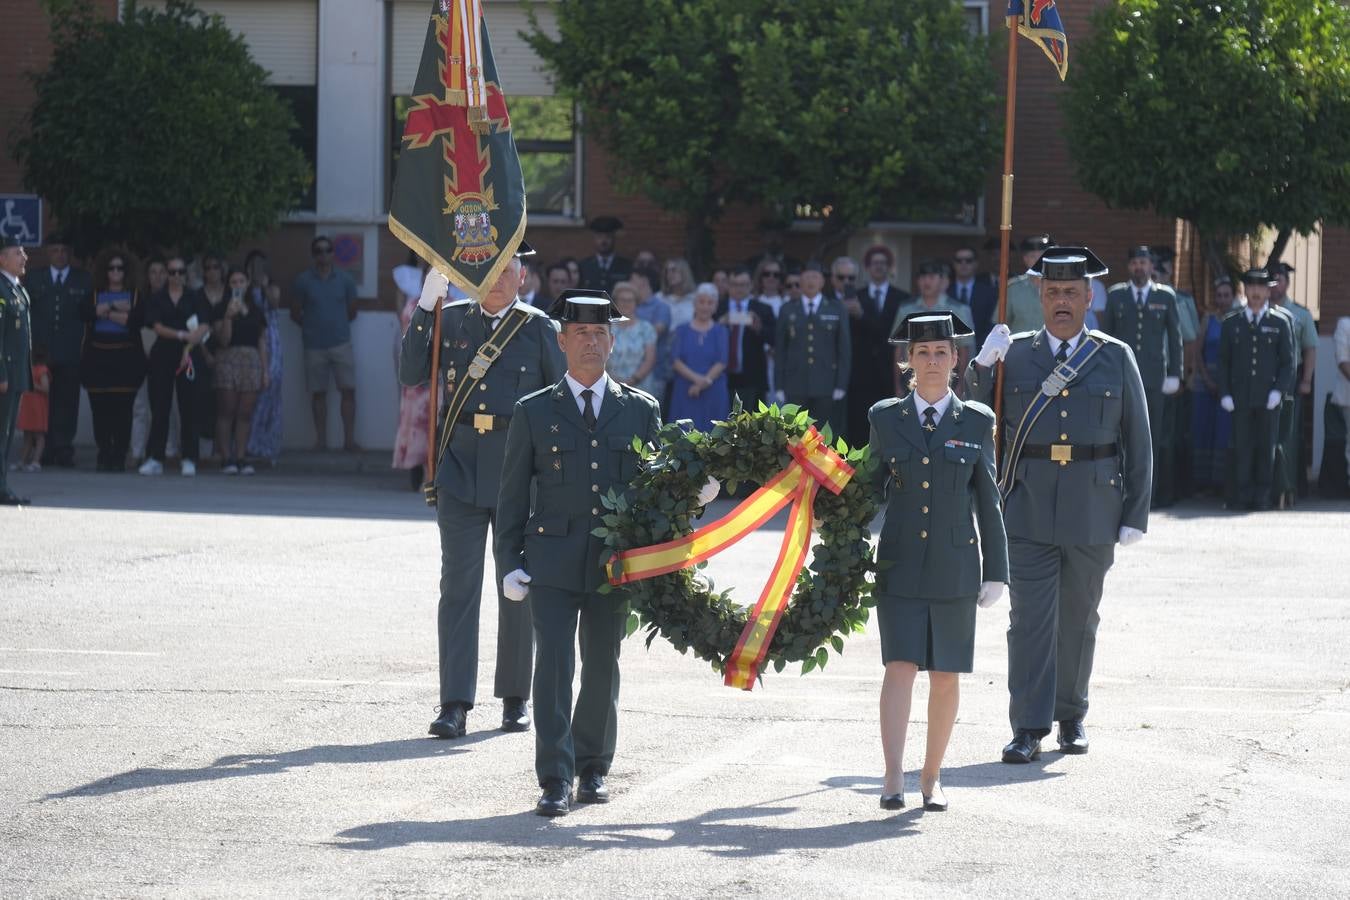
{"left": 607, "top": 426, "right": 855, "bottom": 691}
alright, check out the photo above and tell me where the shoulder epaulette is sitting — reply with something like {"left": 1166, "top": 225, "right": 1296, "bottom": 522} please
{"left": 963, "top": 399, "right": 996, "bottom": 421}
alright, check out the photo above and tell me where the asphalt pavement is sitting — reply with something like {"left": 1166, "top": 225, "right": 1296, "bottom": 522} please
{"left": 1, "top": 465, "right": 1348, "bottom": 898}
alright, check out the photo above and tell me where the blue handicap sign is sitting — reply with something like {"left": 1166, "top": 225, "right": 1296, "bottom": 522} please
{"left": 0, "top": 195, "right": 42, "bottom": 247}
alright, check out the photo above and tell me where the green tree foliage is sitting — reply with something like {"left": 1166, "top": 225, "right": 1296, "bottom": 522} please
{"left": 14, "top": 0, "right": 310, "bottom": 255}
{"left": 528, "top": 0, "right": 999, "bottom": 271}
{"left": 1063, "top": 0, "right": 1350, "bottom": 267}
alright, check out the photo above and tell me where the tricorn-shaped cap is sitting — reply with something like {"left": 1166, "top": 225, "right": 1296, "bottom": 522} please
{"left": 548, "top": 288, "right": 628, "bottom": 323}
{"left": 1030, "top": 246, "right": 1109, "bottom": 281}
{"left": 888, "top": 310, "right": 974, "bottom": 345}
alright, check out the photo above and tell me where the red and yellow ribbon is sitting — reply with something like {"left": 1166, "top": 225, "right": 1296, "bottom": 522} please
{"left": 607, "top": 427, "right": 855, "bottom": 690}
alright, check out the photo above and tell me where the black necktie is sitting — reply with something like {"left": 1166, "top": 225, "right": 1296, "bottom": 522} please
{"left": 959, "top": 285, "right": 969, "bottom": 304}
{"left": 1055, "top": 342, "right": 1070, "bottom": 365}
{"left": 57, "top": 272, "right": 65, "bottom": 287}
{"left": 922, "top": 407, "right": 938, "bottom": 445}
{"left": 1136, "top": 288, "right": 1144, "bottom": 306}
{"left": 581, "top": 388, "right": 597, "bottom": 430}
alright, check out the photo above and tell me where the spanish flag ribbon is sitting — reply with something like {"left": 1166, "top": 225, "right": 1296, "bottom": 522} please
{"left": 607, "top": 427, "right": 855, "bottom": 690}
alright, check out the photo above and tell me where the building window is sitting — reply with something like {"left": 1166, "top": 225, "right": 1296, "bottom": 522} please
{"left": 274, "top": 85, "right": 318, "bottom": 211}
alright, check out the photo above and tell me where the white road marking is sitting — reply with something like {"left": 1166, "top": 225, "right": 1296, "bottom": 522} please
{"left": 0, "top": 669, "right": 80, "bottom": 676}
{"left": 0, "top": 647, "right": 161, "bottom": 657}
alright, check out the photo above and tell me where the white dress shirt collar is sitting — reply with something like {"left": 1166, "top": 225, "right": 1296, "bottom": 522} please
{"left": 51, "top": 266, "right": 70, "bottom": 284}
{"left": 1046, "top": 329, "right": 1087, "bottom": 357}
{"left": 1246, "top": 303, "right": 1266, "bottom": 325}
{"left": 1132, "top": 280, "right": 1155, "bottom": 302}
{"left": 868, "top": 280, "right": 889, "bottom": 299}
{"left": 914, "top": 389, "right": 953, "bottom": 424}
{"left": 1, "top": 270, "right": 20, "bottom": 290}
{"left": 564, "top": 370, "right": 611, "bottom": 415}
{"left": 802, "top": 294, "right": 822, "bottom": 314}
{"left": 482, "top": 298, "right": 517, "bottom": 323}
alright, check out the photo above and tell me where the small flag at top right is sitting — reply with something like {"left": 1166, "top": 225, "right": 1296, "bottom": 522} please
{"left": 1009, "top": 0, "right": 1069, "bottom": 81}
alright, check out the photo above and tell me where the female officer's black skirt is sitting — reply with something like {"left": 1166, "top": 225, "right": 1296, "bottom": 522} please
{"left": 876, "top": 593, "right": 977, "bottom": 673}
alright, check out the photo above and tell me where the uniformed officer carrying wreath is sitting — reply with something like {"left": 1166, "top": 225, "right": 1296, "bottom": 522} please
{"left": 868, "top": 311, "right": 1008, "bottom": 812}
{"left": 495, "top": 290, "right": 662, "bottom": 818}
{"left": 966, "top": 246, "right": 1152, "bottom": 764}
{"left": 398, "top": 241, "right": 564, "bottom": 740}
{"left": 1217, "top": 268, "right": 1294, "bottom": 511}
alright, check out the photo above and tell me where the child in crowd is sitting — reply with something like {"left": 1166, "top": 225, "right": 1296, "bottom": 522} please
{"left": 17, "top": 346, "right": 51, "bottom": 473}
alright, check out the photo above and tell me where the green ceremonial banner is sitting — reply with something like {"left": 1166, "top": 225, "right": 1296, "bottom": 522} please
{"left": 389, "top": 0, "right": 527, "bottom": 299}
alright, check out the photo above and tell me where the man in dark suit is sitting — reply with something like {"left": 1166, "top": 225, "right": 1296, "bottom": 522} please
{"left": 577, "top": 216, "right": 632, "bottom": 293}
{"left": 495, "top": 290, "right": 664, "bottom": 817}
{"left": 25, "top": 233, "right": 91, "bottom": 467}
{"left": 831, "top": 254, "right": 884, "bottom": 448}
{"left": 951, "top": 244, "right": 999, "bottom": 346}
{"left": 716, "top": 265, "right": 775, "bottom": 412}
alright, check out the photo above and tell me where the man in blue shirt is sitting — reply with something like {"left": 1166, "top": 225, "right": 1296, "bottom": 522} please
{"left": 291, "top": 235, "right": 359, "bottom": 451}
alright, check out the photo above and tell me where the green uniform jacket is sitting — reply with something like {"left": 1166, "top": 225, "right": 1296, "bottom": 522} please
{"left": 774, "top": 296, "right": 851, "bottom": 396}
{"left": 1100, "top": 283, "right": 1183, "bottom": 390}
{"left": 495, "top": 378, "right": 661, "bottom": 593}
{"left": 0, "top": 276, "right": 33, "bottom": 393}
{"left": 965, "top": 329, "right": 1152, "bottom": 546}
{"left": 25, "top": 267, "right": 91, "bottom": 367}
{"left": 869, "top": 393, "right": 1009, "bottom": 599}
{"left": 1004, "top": 275, "right": 1043, "bottom": 334}
{"left": 399, "top": 299, "right": 564, "bottom": 507}
{"left": 1217, "top": 308, "right": 1294, "bottom": 408}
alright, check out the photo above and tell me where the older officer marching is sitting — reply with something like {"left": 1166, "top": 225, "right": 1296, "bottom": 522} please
{"left": 0, "top": 237, "right": 34, "bottom": 505}
{"left": 869, "top": 311, "right": 1008, "bottom": 812}
{"left": 495, "top": 290, "right": 666, "bottom": 817}
{"left": 966, "top": 246, "right": 1152, "bottom": 763}
{"left": 399, "top": 243, "right": 564, "bottom": 739}
{"left": 1100, "top": 246, "right": 1183, "bottom": 507}
{"left": 1218, "top": 268, "right": 1294, "bottom": 511}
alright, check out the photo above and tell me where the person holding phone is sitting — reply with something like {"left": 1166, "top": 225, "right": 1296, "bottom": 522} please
{"left": 212, "top": 267, "right": 270, "bottom": 474}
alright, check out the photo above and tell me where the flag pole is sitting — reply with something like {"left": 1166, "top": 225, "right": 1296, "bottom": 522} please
{"left": 993, "top": 11, "right": 1020, "bottom": 455}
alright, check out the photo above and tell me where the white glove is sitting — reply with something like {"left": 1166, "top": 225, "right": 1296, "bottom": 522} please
{"left": 974, "top": 323, "right": 1012, "bottom": 367}
{"left": 773, "top": 390, "right": 786, "bottom": 405}
{"left": 1118, "top": 526, "right": 1144, "bottom": 547}
{"left": 1220, "top": 395, "right": 1235, "bottom": 413}
{"left": 831, "top": 387, "right": 846, "bottom": 402}
{"left": 418, "top": 270, "right": 450, "bottom": 312}
{"left": 502, "top": 568, "right": 531, "bottom": 602}
{"left": 977, "top": 581, "right": 1005, "bottom": 609}
{"left": 1162, "top": 375, "right": 1180, "bottom": 395}
{"left": 1266, "top": 390, "right": 1282, "bottom": 411}
{"left": 696, "top": 476, "right": 720, "bottom": 506}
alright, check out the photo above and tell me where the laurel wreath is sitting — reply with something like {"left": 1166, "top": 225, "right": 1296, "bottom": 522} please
{"left": 593, "top": 401, "right": 880, "bottom": 678}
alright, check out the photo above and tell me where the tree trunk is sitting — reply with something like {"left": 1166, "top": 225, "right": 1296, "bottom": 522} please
{"left": 1265, "top": 227, "right": 1293, "bottom": 271}
{"left": 683, "top": 213, "right": 715, "bottom": 280}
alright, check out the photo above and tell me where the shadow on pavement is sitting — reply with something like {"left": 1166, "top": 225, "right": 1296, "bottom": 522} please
{"left": 44, "top": 734, "right": 498, "bottom": 800}
{"left": 331, "top": 797, "right": 919, "bottom": 858}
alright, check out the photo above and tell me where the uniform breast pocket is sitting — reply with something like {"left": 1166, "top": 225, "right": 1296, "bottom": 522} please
{"left": 1086, "top": 382, "right": 1122, "bottom": 427}
{"left": 514, "top": 359, "right": 542, "bottom": 395}
{"left": 885, "top": 447, "right": 912, "bottom": 492}
{"left": 535, "top": 435, "right": 573, "bottom": 485}
{"left": 942, "top": 445, "right": 977, "bottom": 490}
{"left": 608, "top": 434, "right": 640, "bottom": 483}
{"left": 1005, "top": 380, "right": 1039, "bottom": 426}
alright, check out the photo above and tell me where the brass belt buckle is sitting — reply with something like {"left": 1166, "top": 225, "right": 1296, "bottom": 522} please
{"left": 1050, "top": 444, "right": 1073, "bottom": 465}
{"left": 473, "top": 413, "right": 493, "bottom": 433}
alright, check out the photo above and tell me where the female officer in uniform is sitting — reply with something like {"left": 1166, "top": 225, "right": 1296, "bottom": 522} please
{"left": 868, "top": 311, "right": 1009, "bottom": 811}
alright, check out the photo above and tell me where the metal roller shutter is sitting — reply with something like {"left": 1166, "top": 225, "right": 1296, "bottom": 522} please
{"left": 389, "top": 1, "right": 557, "bottom": 97}
{"left": 139, "top": 1, "right": 317, "bottom": 86}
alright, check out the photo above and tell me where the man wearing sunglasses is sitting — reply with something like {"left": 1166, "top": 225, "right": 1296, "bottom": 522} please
{"left": 25, "top": 232, "right": 91, "bottom": 468}
{"left": 291, "top": 235, "right": 360, "bottom": 451}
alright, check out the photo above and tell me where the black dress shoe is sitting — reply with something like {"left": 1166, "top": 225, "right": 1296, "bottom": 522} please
{"left": 1057, "top": 720, "right": 1089, "bottom": 755}
{"left": 1001, "top": 730, "right": 1042, "bottom": 764}
{"left": 428, "top": 703, "right": 467, "bottom": 739}
{"left": 501, "top": 697, "right": 530, "bottom": 733}
{"left": 576, "top": 770, "right": 609, "bottom": 804}
{"left": 921, "top": 782, "right": 949, "bottom": 812}
{"left": 536, "top": 779, "right": 573, "bottom": 817}
{"left": 0, "top": 491, "right": 31, "bottom": 506}
{"left": 879, "top": 792, "right": 904, "bottom": 811}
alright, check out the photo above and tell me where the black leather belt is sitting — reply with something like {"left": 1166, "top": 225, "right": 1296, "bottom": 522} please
{"left": 455, "top": 412, "right": 511, "bottom": 432}
{"left": 1021, "top": 442, "right": 1118, "bottom": 463}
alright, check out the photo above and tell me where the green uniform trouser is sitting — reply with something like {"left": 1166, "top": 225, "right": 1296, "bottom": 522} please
{"left": 1007, "top": 539, "right": 1116, "bottom": 735}
{"left": 436, "top": 494, "right": 533, "bottom": 708}
{"left": 1171, "top": 390, "right": 1192, "bottom": 501}
{"left": 0, "top": 390, "right": 19, "bottom": 494}
{"left": 1146, "top": 389, "right": 1174, "bottom": 506}
{"left": 1230, "top": 406, "right": 1277, "bottom": 507}
{"left": 530, "top": 584, "right": 625, "bottom": 787}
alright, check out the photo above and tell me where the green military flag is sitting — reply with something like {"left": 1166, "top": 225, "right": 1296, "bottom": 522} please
{"left": 389, "top": 0, "right": 526, "bottom": 299}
